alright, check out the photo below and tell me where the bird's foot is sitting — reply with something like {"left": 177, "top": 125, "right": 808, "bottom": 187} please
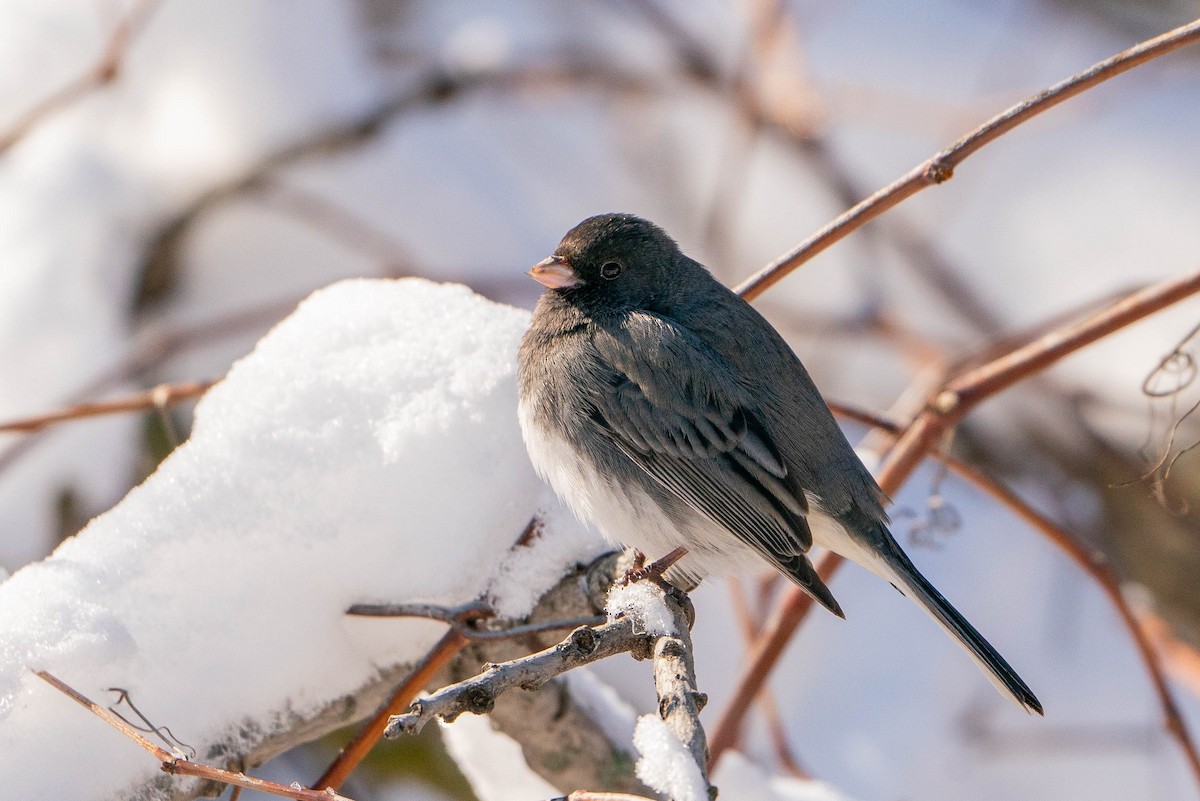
{"left": 617, "top": 546, "right": 688, "bottom": 592}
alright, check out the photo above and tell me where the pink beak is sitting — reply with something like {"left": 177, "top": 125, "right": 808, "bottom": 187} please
{"left": 528, "top": 256, "right": 581, "bottom": 289}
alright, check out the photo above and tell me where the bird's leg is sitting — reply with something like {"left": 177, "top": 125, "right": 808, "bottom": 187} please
{"left": 617, "top": 546, "right": 689, "bottom": 591}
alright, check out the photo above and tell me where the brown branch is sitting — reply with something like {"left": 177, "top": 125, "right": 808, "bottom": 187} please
{"left": 881, "top": 268, "right": 1200, "bottom": 491}
{"left": 946, "top": 270, "right": 1200, "bottom": 409}
{"left": 318, "top": 554, "right": 588, "bottom": 792}
{"left": 0, "top": 0, "right": 161, "bottom": 156}
{"left": 735, "top": 17, "right": 1200, "bottom": 301}
{"left": 710, "top": 268, "right": 1200, "bottom": 769}
{"left": 0, "top": 380, "right": 213, "bottom": 435}
{"left": 312, "top": 628, "right": 469, "bottom": 792}
{"left": 35, "top": 671, "right": 354, "bottom": 801}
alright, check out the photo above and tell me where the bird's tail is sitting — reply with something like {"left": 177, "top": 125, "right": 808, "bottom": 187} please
{"left": 871, "top": 528, "right": 1043, "bottom": 715}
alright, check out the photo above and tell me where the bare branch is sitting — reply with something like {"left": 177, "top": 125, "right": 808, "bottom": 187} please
{"left": 706, "top": 552, "right": 834, "bottom": 765}
{"left": 384, "top": 574, "right": 712, "bottom": 798}
{"left": 35, "top": 671, "right": 354, "bottom": 801}
{"left": 0, "top": 380, "right": 213, "bottom": 435}
{"left": 346, "top": 600, "right": 604, "bottom": 641}
{"left": 735, "top": 18, "right": 1200, "bottom": 300}
{"left": 880, "top": 268, "right": 1200, "bottom": 495}
{"left": 385, "top": 620, "right": 647, "bottom": 738}
{"left": 946, "top": 460, "right": 1200, "bottom": 782}
{"left": 650, "top": 590, "right": 711, "bottom": 790}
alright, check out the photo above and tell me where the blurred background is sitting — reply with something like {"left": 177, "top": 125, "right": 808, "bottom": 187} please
{"left": 1, "top": 1, "right": 1199, "bottom": 799}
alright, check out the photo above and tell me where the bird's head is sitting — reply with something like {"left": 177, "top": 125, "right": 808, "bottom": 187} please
{"left": 529, "top": 214, "right": 682, "bottom": 313}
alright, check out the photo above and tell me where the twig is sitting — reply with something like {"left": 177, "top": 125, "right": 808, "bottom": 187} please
{"left": 0, "top": 0, "right": 161, "bottom": 156}
{"left": 315, "top": 527, "right": 623, "bottom": 793}
{"left": 881, "top": 268, "right": 1200, "bottom": 493}
{"left": 34, "top": 671, "right": 353, "bottom": 801}
{"left": 386, "top": 581, "right": 711, "bottom": 796}
{"left": 735, "top": 17, "right": 1200, "bottom": 300}
{"left": 312, "top": 628, "right": 469, "bottom": 792}
{"left": 345, "top": 599, "right": 604, "bottom": 641}
{"left": 1139, "top": 612, "right": 1200, "bottom": 699}
{"left": 0, "top": 380, "right": 213, "bottom": 435}
{"left": 385, "top": 620, "right": 646, "bottom": 738}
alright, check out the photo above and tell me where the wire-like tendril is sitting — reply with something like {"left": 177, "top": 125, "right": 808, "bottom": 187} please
{"left": 1121, "top": 320, "right": 1200, "bottom": 511}
{"left": 107, "top": 687, "right": 197, "bottom": 759}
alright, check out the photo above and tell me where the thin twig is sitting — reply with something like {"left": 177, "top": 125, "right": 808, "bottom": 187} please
{"left": 0, "top": 380, "right": 213, "bottom": 435}
{"left": 825, "top": 400, "right": 1200, "bottom": 776}
{"left": 881, "top": 268, "right": 1200, "bottom": 493}
{"left": 735, "top": 18, "right": 1200, "bottom": 300}
{"left": 345, "top": 599, "right": 604, "bottom": 641}
{"left": 1139, "top": 612, "right": 1200, "bottom": 699}
{"left": 706, "top": 552, "right": 836, "bottom": 766}
{"left": 35, "top": 671, "right": 353, "bottom": 801}
{"left": 312, "top": 629, "right": 469, "bottom": 792}
{"left": 0, "top": 0, "right": 161, "bottom": 156}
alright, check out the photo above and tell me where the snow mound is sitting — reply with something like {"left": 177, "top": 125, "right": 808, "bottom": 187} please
{"left": 0, "top": 278, "right": 601, "bottom": 799}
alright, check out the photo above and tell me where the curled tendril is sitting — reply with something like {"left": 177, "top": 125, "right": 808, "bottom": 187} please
{"left": 1121, "top": 320, "right": 1200, "bottom": 511}
{"left": 1143, "top": 321, "right": 1200, "bottom": 398}
{"left": 107, "top": 687, "right": 197, "bottom": 759}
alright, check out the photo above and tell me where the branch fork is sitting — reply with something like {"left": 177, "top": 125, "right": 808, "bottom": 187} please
{"left": 385, "top": 554, "right": 713, "bottom": 796}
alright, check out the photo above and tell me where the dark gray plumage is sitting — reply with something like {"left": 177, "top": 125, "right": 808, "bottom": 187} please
{"left": 517, "top": 213, "right": 1042, "bottom": 714}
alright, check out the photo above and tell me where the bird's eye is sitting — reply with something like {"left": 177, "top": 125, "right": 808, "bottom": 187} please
{"left": 600, "top": 261, "right": 623, "bottom": 280}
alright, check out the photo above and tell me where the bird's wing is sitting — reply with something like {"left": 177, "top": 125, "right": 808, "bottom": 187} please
{"left": 587, "top": 313, "right": 834, "bottom": 607}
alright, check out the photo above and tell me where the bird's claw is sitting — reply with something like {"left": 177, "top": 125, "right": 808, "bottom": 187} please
{"left": 617, "top": 546, "right": 688, "bottom": 591}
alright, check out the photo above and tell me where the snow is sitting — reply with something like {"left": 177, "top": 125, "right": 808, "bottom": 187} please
{"left": 565, "top": 666, "right": 639, "bottom": 748}
{"left": 0, "top": 279, "right": 600, "bottom": 799}
{"left": 440, "top": 714, "right": 559, "bottom": 801}
{"left": 633, "top": 713, "right": 709, "bottom": 801}
{"left": 607, "top": 579, "right": 678, "bottom": 637}
{"left": 714, "top": 751, "right": 855, "bottom": 801}
{"left": 486, "top": 495, "right": 606, "bottom": 620}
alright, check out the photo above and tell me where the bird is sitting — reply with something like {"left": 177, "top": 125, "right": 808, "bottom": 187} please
{"left": 517, "top": 212, "right": 1042, "bottom": 714}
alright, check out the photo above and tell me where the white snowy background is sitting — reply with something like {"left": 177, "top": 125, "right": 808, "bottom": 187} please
{"left": 1, "top": 1, "right": 1199, "bottom": 800}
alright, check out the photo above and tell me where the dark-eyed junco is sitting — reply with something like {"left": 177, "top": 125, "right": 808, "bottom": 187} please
{"left": 517, "top": 213, "right": 1042, "bottom": 714}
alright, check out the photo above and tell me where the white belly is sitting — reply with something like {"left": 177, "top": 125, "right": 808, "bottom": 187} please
{"left": 518, "top": 396, "right": 771, "bottom": 584}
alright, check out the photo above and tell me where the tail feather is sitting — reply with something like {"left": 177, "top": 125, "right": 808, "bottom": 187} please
{"left": 778, "top": 552, "right": 845, "bottom": 619}
{"left": 877, "top": 535, "right": 1043, "bottom": 715}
